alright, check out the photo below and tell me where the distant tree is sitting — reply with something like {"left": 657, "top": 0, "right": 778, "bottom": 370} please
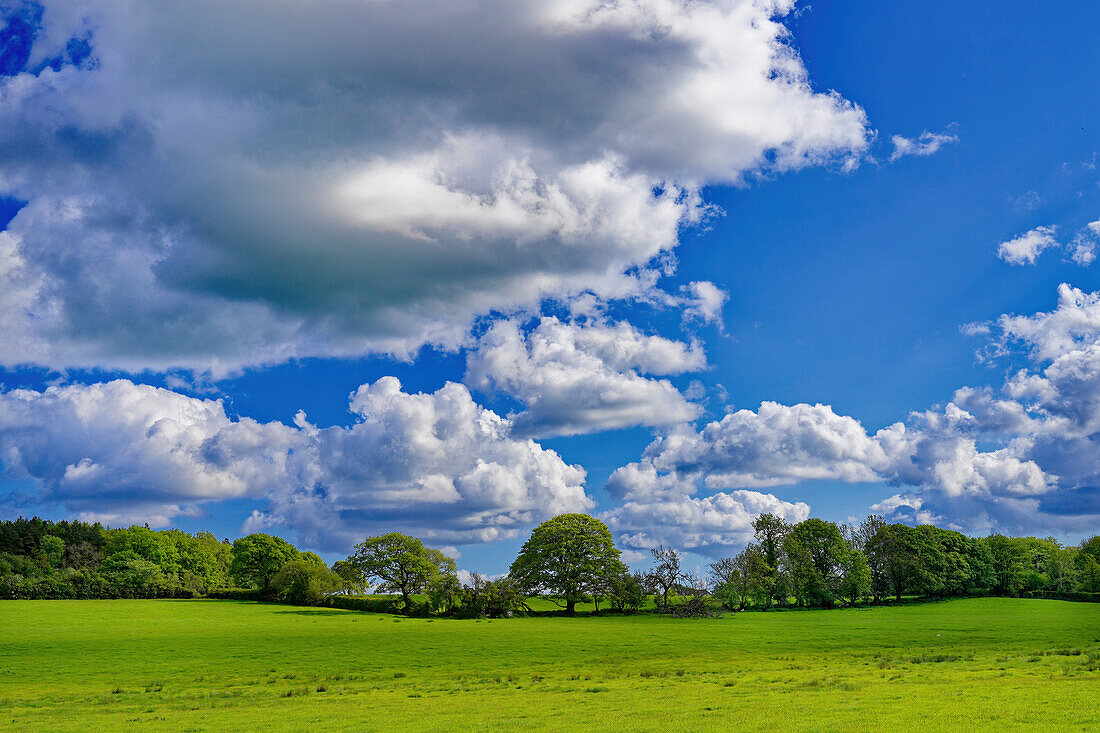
{"left": 509, "top": 514, "right": 623, "bottom": 615}
{"left": 866, "top": 524, "right": 944, "bottom": 601}
{"left": 783, "top": 519, "right": 848, "bottom": 608}
{"left": 607, "top": 569, "right": 646, "bottom": 613}
{"left": 752, "top": 513, "right": 791, "bottom": 606}
{"left": 838, "top": 548, "right": 872, "bottom": 605}
{"left": 985, "top": 534, "right": 1030, "bottom": 596}
{"left": 230, "top": 533, "right": 301, "bottom": 593}
{"left": 708, "top": 557, "right": 740, "bottom": 610}
{"left": 332, "top": 559, "right": 368, "bottom": 595}
{"left": 39, "top": 535, "right": 64, "bottom": 569}
{"left": 271, "top": 559, "right": 342, "bottom": 605}
{"left": 646, "top": 544, "right": 682, "bottom": 611}
{"left": 348, "top": 533, "right": 455, "bottom": 613}
{"left": 1076, "top": 536, "right": 1100, "bottom": 593}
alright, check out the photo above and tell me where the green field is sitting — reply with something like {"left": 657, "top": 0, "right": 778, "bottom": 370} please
{"left": 2, "top": 598, "right": 1097, "bottom": 731}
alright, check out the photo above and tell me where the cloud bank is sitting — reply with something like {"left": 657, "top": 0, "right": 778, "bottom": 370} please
{"left": 0, "top": 0, "right": 869, "bottom": 375}
{"left": 606, "top": 283, "right": 1100, "bottom": 546}
{"left": 0, "top": 378, "right": 591, "bottom": 550}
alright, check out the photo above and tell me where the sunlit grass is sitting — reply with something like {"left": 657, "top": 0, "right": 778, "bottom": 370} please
{"left": 1, "top": 597, "right": 1097, "bottom": 730}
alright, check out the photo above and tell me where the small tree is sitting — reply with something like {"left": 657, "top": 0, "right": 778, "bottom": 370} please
{"left": 271, "top": 560, "right": 342, "bottom": 605}
{"left": 509, "top": 514, "right": 623, "bottom": 615}
{"left": 607, "top": 569, "right": 646, "bottom": 613}
{"left": 348, "top": 533, "right": 455, "bottom": 613}
{"left": 647, "top": 544, "right": 682, "bottom": 611}
{"left": 708, "top": 557, "right": 741, "bottom": 611}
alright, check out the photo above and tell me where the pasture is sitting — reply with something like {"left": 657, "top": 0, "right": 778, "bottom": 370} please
{"left": 1, "top": 597, "right": 1097, "bottom": 731}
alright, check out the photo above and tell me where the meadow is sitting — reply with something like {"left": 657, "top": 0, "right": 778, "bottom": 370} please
{"left": 1, "top": 597, "right": 1097, "bottom": 731}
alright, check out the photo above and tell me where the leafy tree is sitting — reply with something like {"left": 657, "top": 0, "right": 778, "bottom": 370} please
{"left": 838, "top": 548, "right": 872, "bottom": 605}
{"left": 646, "top": 544, "right": 682, "bottom": 611}
{"left": 708, "top": 557, "right": 740, "bottom": 610}
{"left": 349, "top": 533, "right": 455, "bottom": 613}
{"left": 230, "top": 533, "right": 301, "bottom": 593}
{"left": 509, "top": 514, "right": 623, "bottom": 615}
{"left": 332, "top": 559, "right": 369, "bottom": 595}
{"left": 39, "top": 535, "right": 64, "bottom": 569}
{"left": 271, "top": 560, "right": 342, "bottom": 605}
{"left": 985, "top": 534, "right": 1030, "bottom": 596}
{"left": 752, "top": 513, "right": 791, "bottom": 606}
{"left": 783, "top": 519, "right": 848, "bottom": 608}
{"left": 866, "top": 523, "right": 945, "bottom": 601}
{"left": 607, "top": 569, "right": 646, "bottom": 613}
{"left": 459, "top": 574, "right": 526, "bottom": 618}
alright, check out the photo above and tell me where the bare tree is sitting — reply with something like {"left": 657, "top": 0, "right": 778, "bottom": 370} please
{"left": 647, "top": 544, "right": 682, "bottom": 611}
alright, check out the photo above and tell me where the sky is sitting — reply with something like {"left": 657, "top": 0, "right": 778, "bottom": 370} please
{"left": 0, "top": 0, "right": 1098, "bottom": 575}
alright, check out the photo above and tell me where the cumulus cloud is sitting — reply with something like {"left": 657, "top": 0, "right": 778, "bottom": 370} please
{"left": 997, "top": 226, "right": 1059, "bottom": 265}
{"left": 0, "top": 378, "right": 591, "bottom": 550}
{"left": 605, "top": 285, "right": 1100, "bottom": 540}
{"left": 465, "top": 316, "right": 704, "bottom": 437}
{"left": 888, "top": 129, "right": 958, "bottom": 161}
{"left": 600, "top": 489, "right": 809, "bottom": 554}
{"left": 680, "top": 281, "right": 729, "bottom": 325}
{"left": 0, "top": 0, "right": 869, "bottom": 374}
{"left": 996, "top": 221, "right": 1100, "bottom": 267}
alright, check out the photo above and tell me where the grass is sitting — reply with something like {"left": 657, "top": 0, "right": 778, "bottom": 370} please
{"left": 0, "top": 597, "right": 1097, "bottom": 731}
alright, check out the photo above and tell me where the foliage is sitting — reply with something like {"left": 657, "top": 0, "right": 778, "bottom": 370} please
{"left": 230, "top": 533, "right": 301, "bottom": 594}
{"left": 348, "top": 533, "right": 457, "bottom": 613}
{"left": 271, "top": 560, "right": 343, "bottom": 605}
{"left": 509, "top": 514, "right": 622, "bottom": 615}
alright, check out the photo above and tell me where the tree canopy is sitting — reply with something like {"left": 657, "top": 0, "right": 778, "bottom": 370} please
{"left": 509, "top": 513, "right": 623, "bottom": 614}
{"left": 349, "top": 533, "right": 457, "bottom": 613}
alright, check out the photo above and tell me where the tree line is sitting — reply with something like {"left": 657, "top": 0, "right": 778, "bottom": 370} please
{"left": 1, "top": 514, "right": 1097, "bottom": 615}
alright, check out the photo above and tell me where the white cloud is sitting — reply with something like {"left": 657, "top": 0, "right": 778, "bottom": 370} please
{"left": 605, "top": 282, "right": 1100, "bottom": 539}
{"left": 0, "top": 378, "right": 592, "bottom": 550}
{"left": 680, "top": 281, "right": 729, "bottom": 324}
{"left": 0, "top": 0, "right": 870, "bottom": 374}
{"left": 888, "top": 129, "right": 958, "bottom": 161}
{"left": 997, "top": 226, "right": 1059, "bottom": 265}
{"left": 995, "top": 220, "right": 1100, "bottom": 267}
{"left": 465, "top": 317, "right": 703, "bottom": 437}
{"left": 600, "top": 490, "right": 809, "bottom": 554}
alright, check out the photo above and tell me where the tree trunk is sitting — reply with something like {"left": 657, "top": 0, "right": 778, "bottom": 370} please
{"left": 402, "top": 588, "right": 413, "bottom": 613}
{"left": 566, "top": 598, "right": 576, "bottom": 615}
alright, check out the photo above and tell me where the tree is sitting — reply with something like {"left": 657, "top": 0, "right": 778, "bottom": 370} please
{"left": 348, "top": 533, "right": 455, "bottom": 613}
{"left": 332, "top": 559, "right": 368, "bottom": 595}
{"left": 752, "top": 513, "right": 791, "bottom": 607}
{"left": 838, "top": 548, "right": 872, "bottom": 605}
{"left": 509, "top": 514, "right": 623, "bottom": 615}
{"left": 985, "top": 534, "right": 1029, "bottom": 596}
{"left": 646, "top": 544, "right": 682, "bottom": 611}
{"left": 866, "top": 524, "right": 944, "bottom": 601}
{"left": 783, "top": 519, "right": 848, "bottom": 608}
{"left": 271, "top": 559, "right": 342, "bottom": 605}
{"left": 39, "top": 535, "right": 64, "bottom": 569}
{"left": 708, "top": 557, "right": 740, "bottom": 610}
{"left": 230, "top": 533, "right": 300, "bottom": 593}
{"left": 607, "top": 569, "right": 646, "bottom": 613}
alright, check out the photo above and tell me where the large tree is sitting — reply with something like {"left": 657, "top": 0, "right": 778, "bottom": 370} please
{"left": 230, "top": 533, "right": 301, "bottom": 593}
{"left": 509, "top": 514, "right": 623, "bottom": 615}
{"left": 348, "top": 533, "right": 456, "bottom": 613}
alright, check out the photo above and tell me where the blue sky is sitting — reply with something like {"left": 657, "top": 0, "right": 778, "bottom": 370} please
{"left": 0, "top": 0, "right": 1097, "bottom": 574}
